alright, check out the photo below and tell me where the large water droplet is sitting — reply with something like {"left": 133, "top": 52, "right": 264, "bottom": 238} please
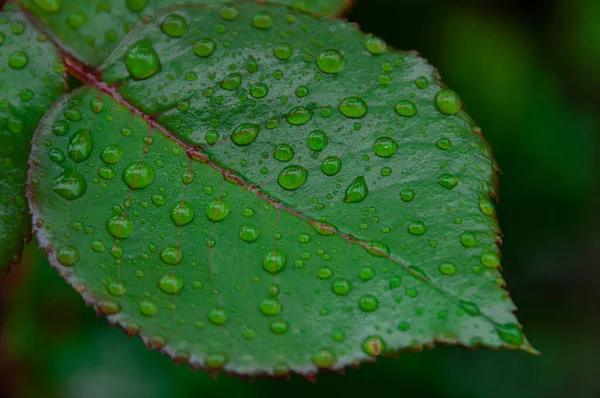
{"left": 53, "top": 171, "right": 87, "bottom": 201}
{"left": 339, "top": 97, "right": 368, "bottom": 119}
{"left": 278, "top": 165, "right": 307, "bottom": 190}
{"left": 206, "top": 199, "right": 229, "bottom": 222}
{"left": 193, "top": 38, "right": 216, "bottom": 57}
{"left": 67, "top": 129, "right": 93, "bottom": 162}
{"left": 33, "top": 0, "right": 61, "bottom": 12}
{"left": 231, "top": 123, "right": 259, "bottom": 146}
{"left": 161, "top": 13, "right": 187, "bottom": 38}
{"left": 9, "top": 51, "right": 29, "bottom": 70}
{"left": 307, "top": 130, "right": 328, "bottom": 151}
{"left": 57, "top": 245, "right": 79, "bottom": 266}
{"left": 220, "top": 72, "right": 242, "bottom": 90}
{"left": 171, "top": 201, "right": 195, "bottom": 226}
{"left": 321, "top": 156, "right": 342, "bottom": 176}
{"left": 316, "top": 49, "right": 344, "bottom": 74}
{"left": 362, "top": 336, "right": 386, "bottom": 356}
{"left": 263, "top": 248, "right": 286, "bottom": 274}
{"left": 123, "top": 162, "right": 155, "bottom": 189}
{"left": 125, "top": 39, "right": 160, "bottom": 80}
{"left": 107, "top": 214, "right": 134, "bottom": 238}
{"left": 286, "top": 106, "right": 312, "bottom": 125}
{"left": 435, "top": 89, "right": 462, "bottom": 115}
{"left": 158, "top": 274, "right": 183, "bottom": 295}
{"left": 160, "top": 245, "right": 182, "bottom": 265}
{"left": 373, "top": 137, "right": 398, "bottom": 158}
{"left": 344, "top": 176, "right": 368, "bottom": 203}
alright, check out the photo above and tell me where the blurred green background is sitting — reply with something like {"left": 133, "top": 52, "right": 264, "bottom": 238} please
{"left": 1, "top": 0, "right": 599, "bottom": 397}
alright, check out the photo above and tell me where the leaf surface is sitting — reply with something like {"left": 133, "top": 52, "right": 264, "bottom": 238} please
{"left": 17, "top": 0, "right": 353, "bottom": 67}
{"left": 28, "top": 2, "right": 533, "bottom": 375}
{"left": 0, "top": 5, "right": 65, "bottom": 277}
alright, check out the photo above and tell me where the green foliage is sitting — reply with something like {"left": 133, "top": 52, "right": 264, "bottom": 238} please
{"left": 0, "top": 7, "right": 65, "bottom": 277}
{"left": 24, "top": 1, "right": 533, "bottom": 376}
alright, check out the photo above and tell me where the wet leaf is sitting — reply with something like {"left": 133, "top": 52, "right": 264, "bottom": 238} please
{"left": 0, "top": 6, "right": 65, "bottom": 277}
{"left": 17, "top": 0, "right": 353, "bottom": 67}
{"left": 27, "top": 2, "right": 533, "bottom": 375}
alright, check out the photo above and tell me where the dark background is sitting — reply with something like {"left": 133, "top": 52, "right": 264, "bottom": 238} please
{"left": 1, "top": 0, "right": 599, "bottom": 397}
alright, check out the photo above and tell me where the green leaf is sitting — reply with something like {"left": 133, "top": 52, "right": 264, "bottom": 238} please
{"left": 17, "top": 0, "right": 353, "bottom": 67}
{"left": 28, "top": 2, "right": 533, "bottom": 375}
{"left": 0, "top": 6, "right": 65, "bottom": 277}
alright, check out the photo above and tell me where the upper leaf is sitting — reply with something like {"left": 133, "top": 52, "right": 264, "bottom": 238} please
{"left": 0, "top": 6, "right": 65, "bottom": 277}
{"left": 17, "top": 0, "right": 353, "bottom": 67}
{"left": 27, "top": 2, "right": 533, "bottom": 376}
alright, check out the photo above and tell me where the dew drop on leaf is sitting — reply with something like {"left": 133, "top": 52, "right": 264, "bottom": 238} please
{"left": 344, "top": 176, "right": 368, "bottom": 203}
{"left": 161, "top": 13, "right": 187, "bottom": 38}
{"left": 52, "top": 171, "right": 87, "bottom": 200}
{"left": 106, "top": 214, "right": 134, "bottom": 238}
{"left": 231, "top": 123, "right": 260, "bottom": 146}
{"left": 263, "top": 248, "right": 286, "bottom": 274}
{"left": 338, "top": 96, "right": 368, "bottom": 119}
{"left": 57, "top": 245, "right": 79, "bottom": 266}
{"left": 193, "top": 38, "right": 217, "bottom": 57}
{"left": 158, "top": 274, "right": 184, "bottom": 295}
{"left": 278, "top": 165, "right": 308, "bottom": 190}
{"left": 316, "top": 49, "right": 344, "bottom": 74}
{"left": 435, "top": 89, "right": 462, "bottom": 115}
{"left": 125, "top": 39, "right": 161, "bottom": 80}
{"left": 206, "top": 199, "right": 230, "bottom": 222}
{"left": 122, "top": 161, "right": 155, "bottom": 189}
{"left": 170, "top": 201, "right": 195, "bottom": 226}
{"left": 373, "top": 137, "right": 398, "bottom": 158}
{"left": 362, "top": 335, "right": 386, "bottom": 356}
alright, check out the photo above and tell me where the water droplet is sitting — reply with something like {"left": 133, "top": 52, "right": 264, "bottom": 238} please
{"left": 48, "top": 148, "right": 65, "bottom": 163}
{"left": 344, "top": 176, "right": 368, "bottom": 203}
{"left": 439, "top": 262, "right": 457, "bottom": 275}
{"left": 52, "top": 120, "right": 69, "bottom": 136}
{"left": 312, "top": 349, "right": 336, "bottom": 368}
{"left": 321, "top": 156, "right": 342, "bottom": 176}
{"left": 152, "top": 193, "right": 166, "bottom": 206}
{"left": 107, "top": 214, "right": 134, "bottom": 238}
{"left": 67, "top": 129, "right": 93, "bottom": 162}
{"left": 161, "top": 13, "right": 187, "bottom": 38}
{"left": 123, "top": 162, "right": 155, "bottom": 189}
{"left": 373, "top": 137, "right": 398, "bottom": 158}
{"left": 220, "top": 72, "right": 242, "bottom": 90}
{"left": 278, "top": 165, "right": 307, "bottom": 190}
{"left": 246, "top": 55, "right": 258, "bottom": 72}
{"left": 125, "top": 39, "right": 160, "bottom": 80}
{"left": 160, "top": 245, "right": 182, "bottom": 265}
{"left": 438, "top": 173, "right": 459, "bottom": 189}
{"left": 8, "top": 51, "right": 29, "bottom": 69}
{"left": 316, "top": 49, "right": 344, "bottom": 74}
{"left": 332, "top": 279, "right": 352, "bottom": 296}
{"left": 240, "top": 225, "right": 259, "bottom": 242}
{"left": 435, "top": 89, "right": 462, "bottom": 115}
{"left": 359, "top": 295, "right": 379, "bottom": 312}
{"left": 206, "top": 354, "right": 227, "bottom": 370}
{"left": 263, "top": 248, "right": 286, "bottom": 274}
{"left": 259, "top": 298, "right": 281, "bottom": 316}
{"left": 220, "top": 3, "right": 238, "bottom": 20}
{"left": 415, "top": 76, "right": 428, "bottom": 89}
{"left": 206, "top": 199, "right": 229, "bottom": 222}
{"left": 53, "top": 171, "right": 87, "bottom": 201}
{"left": 389, "top": 277, "right": 402, "bottom": 289}
{"left": 99, "top": 300, "right": 121, "bottom": 315}
{"left": 231, "top": 123, "right": 260, "bottom": 146}
{"left": 295, "top": 85, "right": 309, "bottom": 97}
{"left": 193, "top": 38, "right": 216, "bottom": 57}
{"left": 250, "top": 82, "right": 268, "bottom": 98}
{"left": 408, "top": 221, "right": 427, "bottom": 236}
{"left": 436, "top": 138, "right": 452, "bottom": 150}
{"left": 339, "top": 97, "right": 368, "bottom": 119}
{"left": 479, "top": 198, "right": 495, "bottom": 216}
{"left": 307, "top": 130, "right": 328, "bottom": 151}
{"left": 365, "top": 36, "right": 386, "bottom": 54}
{"left": 460, "top": 232, "right": 476, "bottom": 247}
{"left": 270, "top": 320, "right": 289, "bottom": 335}
{"left": 171, "top": 201, "right": 195, "bottom": 226}
{"left": 139, "top": 300, "right": 157, "bottom": 316}
{"left": 286, "top": 106, "right": 312, "bottom": 125}
{"left": 208, "top": 308, "right": 229, "bottom": 326}
{"left": 33, "top": 0, "right": 61, "bottom": 13}
{"left": 253, "top": 11, "right": 273, "bottom": 29}
{"left": 57, "top": 245, "right": 79, "bottom": 266}
{"left": 100, "top": 144, "right": 123, "bottom": 164}
{"left": 495, "top": 323, "right": 524, "bottom": 346}
{"left": 66, "top": 12, "right": 87, "bottom": 29}
{"left": 363, "top": 336, "right": 386, "bottom": 356}
{"left": 108, "top": 281, "right": 126, "bottom": 296}
{"left": 395, "top": 100, "right": 417, "bottom": 117}
{"left": 367, "top": 241, "right": 389, "bottom": 257}
{"left": 98, "top": 166, "right": 115, "bottom": 180}
{"left": 158, "top": 274, "right": 183, "bottom": 295}
{"left": 480, "top": 252, "right": 500, "bottom": 268}
{"left": 274, "top": 43, "right": 293, "bottom": 60}
{"left": 459, "top": 300, "right": 480, "bottom": 316}
{"left": 274, "top": 144, "right": 294, "bottom": 162}
{"left": 399, "top": 189, "right": 415, "bottom": 202}
{"left": 90, "top": 97, "right": 103, "bottom": 113}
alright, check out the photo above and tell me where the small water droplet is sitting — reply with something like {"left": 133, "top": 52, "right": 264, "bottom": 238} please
{"left": 278, "top": 165, "right": 307, "bottom": 190}
{"left": 321, "top": 156, "right": 342, "bottom": 176}
{"left": 332, "top": 279, "right": 352, "bottom": 296}
{"left": 220, "top": 72, "right": 242, "bottom": 90}
{"left": 480, "top": 252, "right": 500, "bottom": 268}
{"left": 33, "top": 0, "right": 61, "bottom": 13}
{"left": 270, "top": 320, "right": 289, "bottom": 335}
{"left": 66, "top": 12, "right": 87, "bottom": 29}
{"left": 139, "top": 300, "right": 157, "bottom": 316}
{"left": 158, "top": 274, "right": 183, "bottom": 295}
{"left": 100, "top": 144, "right": 123, "bottom": 164}
{"left": 123, "top": 162, "right": 155, "bottom": 189}
{"left": 436, "top": 138, "right": 452, "bottom": 150}
{"left": 438, "top": 173, "right": 459, "bottom": 189}
{"left": 312, "top": 349, "right": 336, "bottom": 368}
{"left": 408, "top": 221, "right": 427, "bottom": 236}
{"left": 107, "top": 214, "right": 134, "bottom": 238}
{"left": 206, "top": 199, "right": 229, "bottom": 222}
{"left": 220, "top": 3, "right": 238, "bottom": 20}
{"left": 339, "top": 96, "right": 368, "bottom": 119}
{"left": 307, "top": 130, "right": 328, "bottom": 151}
{"left": 259, "top": 298, "right": 281, "bottom": 316}
{"left": 108, "top": 281, "right": 126, "bottom": 296}
{"left": 460, "top": 232, "right": 477, "bottom": 247}
{"left": 160, "top": 245, "right": 182, "bottom": 265}
{"left": 8, "top": 51, "right": 28, "bottom": 69}
{"left": 286, "top": 106, "right": 312, "bottom": 125}
{"left": 231, "top": 123, "right": 260, "bottom": 146}
{"left": 253, "top": 11, "right": 273, "bottom": 29}
{"left": 439, "top": 262, "right": 457, "bottom": 275}
{"left": 274, "top": 43, "right": 293, "bottom": 60}
{"left": 193, "top": 38, "right": 216, "bottom": 57}
{"left": 363, "top": 336, "right": 386, "bottom": 356}
{"left": 316, "top": 49, "right": 344, "bottom": 74}
{"left": 344, "top": 176, "right": 368, "bottom": 203}
{"left": 263, "top": 248, "right": 286, "bottom": 274}
{"left": 208, "top": 308, "right": 229, "bottom": 326}
{"left": 365, "top": 36, "right": 386, "bottom": 55}
{"left": 495, "top": 323, "right": 524, "bottom": 346}
{"left": 125, "top": 39, "right": 160, "bottom": 80}
{"left": 53, "top": 171, "right": 87, "bottom": 200}
{"left": 67, "top": 129, "right": 93, "bottom": 162}
{"left": 394, "top": 100, "right": 417, "bottom": 117}
{"left": 206, "top": 354, "right": 227, "bottom": 370}
{"left": 250, "top": 82, "right": 268, "bottom": 98}
{"left": 359, "top": 295, "right": 379, "bottom": 312}
{"left": 240, "top": 225, "right": 259, "bottom": 242}
{"left": 373, "top": 137, "right": 398, "bottom": 158}
{"left": 161, "top": 13, "right": 187, "bottom": 38}
{"left": 459, "top": 300, "right": 481, "bottom": 316}
{"left": 274, "top": 144, "right": 294, "bottom": 162}
{"left": 171, "top": 201, "right": 195, "bottom": 226}
{"left": 57, "top": 245, "right": 79, "bottom": 266}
